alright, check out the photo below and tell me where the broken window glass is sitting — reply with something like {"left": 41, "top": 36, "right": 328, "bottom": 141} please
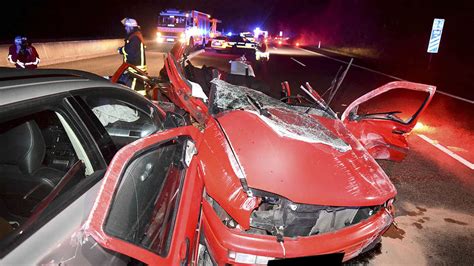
{"left": 209, "top": 79, "right": 351, "bottom": 152}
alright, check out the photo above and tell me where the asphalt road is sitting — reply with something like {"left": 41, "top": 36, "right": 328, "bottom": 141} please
{"left": 48, "top": 42, "right": 474, "bottom": 265}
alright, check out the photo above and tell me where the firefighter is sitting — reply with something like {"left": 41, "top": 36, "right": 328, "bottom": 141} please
{"left": 118, "top": 18, "right": 147, "bottom": 95}
{"left": 8, "top": 36, "right": 40, "bottom": 69}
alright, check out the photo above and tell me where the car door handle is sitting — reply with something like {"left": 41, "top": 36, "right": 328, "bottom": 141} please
{"left": 392, "top": 129, "right": 407, "bottom": 135}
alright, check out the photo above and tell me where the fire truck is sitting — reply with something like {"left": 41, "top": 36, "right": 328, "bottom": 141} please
{"left": 156, "top": 9, "right": 220, "bottom": 47}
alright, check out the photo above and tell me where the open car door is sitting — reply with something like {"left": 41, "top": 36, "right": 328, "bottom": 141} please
{"left": 85, "top": 126, "right": 204, "bottom": 265}
{"left": 341, "top": 81, "right": 436, "bottom": 161}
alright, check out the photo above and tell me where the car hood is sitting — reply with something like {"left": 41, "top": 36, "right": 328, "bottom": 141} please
{"left": 215, "top": 109, "right": 396, "bottom": 207}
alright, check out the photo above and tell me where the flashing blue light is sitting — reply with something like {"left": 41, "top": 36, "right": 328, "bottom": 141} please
{"left": 227, "top": 32, "right": 232, "bottom": 36}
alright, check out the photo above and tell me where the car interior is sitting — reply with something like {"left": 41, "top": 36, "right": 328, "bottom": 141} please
{"left": 0, "top": 110, "right": 88, "bottom": 240}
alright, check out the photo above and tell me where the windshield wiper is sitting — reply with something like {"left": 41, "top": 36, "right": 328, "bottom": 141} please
{"left": 246, "top": 95, "right": 271, "bottom": 117}
{"left": 324, "top": 58, "right": 354, "bottom": 111}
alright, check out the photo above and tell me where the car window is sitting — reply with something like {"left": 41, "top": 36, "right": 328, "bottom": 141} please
{"left": 104, "top": 139, "right": 186, "bottom": 257}
{"left": 81, "top": 93, "right": 163, "bottom": 149}
{"left": 0, "top": 108, "right": 101, "bottom": 254}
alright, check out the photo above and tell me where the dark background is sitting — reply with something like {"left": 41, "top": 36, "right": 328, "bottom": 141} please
{"left": 2, "top": 0, "right": 472, "bottom": 99}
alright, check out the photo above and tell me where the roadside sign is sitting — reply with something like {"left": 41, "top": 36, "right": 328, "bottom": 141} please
{"left": 427, "top": 18, "right": 445, "bottom": 53}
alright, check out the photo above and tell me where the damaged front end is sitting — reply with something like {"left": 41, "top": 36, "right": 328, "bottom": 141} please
{"left": 206, "top": 189, "right": 390, "bottom": 238}
{"left": 202, "top": 188, "right": 395, "bottom": 264}
{"left": 248, "top": 189, "right": 384, "bottom": 238}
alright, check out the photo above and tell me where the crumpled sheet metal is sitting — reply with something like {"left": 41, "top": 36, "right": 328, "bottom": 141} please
{"left": 210, "top": 79, "right": 351, "bottom": 152}
{"left": 199, "top": 119, "right": 259, "bottom": 229}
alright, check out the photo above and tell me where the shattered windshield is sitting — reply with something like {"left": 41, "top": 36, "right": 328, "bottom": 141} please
{"left": 209, "top": 79, "right": 351, "bottom": 152}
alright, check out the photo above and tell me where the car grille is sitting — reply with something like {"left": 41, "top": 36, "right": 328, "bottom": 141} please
{"left": 249, "top": 193, "right": 381, "bottom": 237}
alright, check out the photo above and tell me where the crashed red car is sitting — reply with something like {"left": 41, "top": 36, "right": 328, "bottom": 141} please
{"left": 95, "top": 43, "right": 436, "bottom": 264}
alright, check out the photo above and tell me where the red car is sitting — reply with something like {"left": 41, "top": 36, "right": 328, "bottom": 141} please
{"left": 102, "top": 44, "right": 436, "bottom": 265}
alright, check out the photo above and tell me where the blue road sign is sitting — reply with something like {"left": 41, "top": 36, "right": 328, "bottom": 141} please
{"left": 427, "top": 18, "right": 445, "bottom": 53}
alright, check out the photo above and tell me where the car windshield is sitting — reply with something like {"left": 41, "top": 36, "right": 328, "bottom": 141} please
{"left": 209, "top": 79, "right": 351, "bottom": 152}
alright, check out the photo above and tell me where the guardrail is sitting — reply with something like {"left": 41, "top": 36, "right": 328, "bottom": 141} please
{"left": 0, "top": 39, "right": 123, "bottom": 67}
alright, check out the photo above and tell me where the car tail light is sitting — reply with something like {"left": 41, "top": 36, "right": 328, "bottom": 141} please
{"left": 228, "top": 250, "right": 274, "bottom": 264}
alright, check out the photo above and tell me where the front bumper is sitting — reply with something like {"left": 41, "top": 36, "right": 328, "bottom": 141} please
{"left": 202, "top": 201, "right": 393, "bottom": 264}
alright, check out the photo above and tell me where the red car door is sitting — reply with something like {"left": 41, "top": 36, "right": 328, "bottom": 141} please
{"left": 341, "top": 81, "right": 436, "bottom": 161}
{"left": 85, "top": 126, "right": 204, "bottom": 265}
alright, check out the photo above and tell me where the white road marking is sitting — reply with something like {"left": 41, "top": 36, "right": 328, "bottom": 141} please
{"left": 298, "top": 47, "right": 474, "bottom": 105}
{"left": 417, "top": 134, "right": 474, "bottom": 170}
{"left": 436, "top": 91, "right": 474, "bottom": 104}
{"left": 188, "top": 49, "right": 205, "bottom": 59}
{"left": 290, "top": 57, "right": 306, "bottom": 67}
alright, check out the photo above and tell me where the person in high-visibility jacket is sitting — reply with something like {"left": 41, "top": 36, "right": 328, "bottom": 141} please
{"left": 118, "top": 18, "right": 147, "bottom": 95}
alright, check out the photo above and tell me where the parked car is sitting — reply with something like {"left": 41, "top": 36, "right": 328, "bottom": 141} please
{"left": 226, "top": 35, "right": 256, "bottom": 53}
{"left": 210, "top": 36, "right": 229, "bottom": 51}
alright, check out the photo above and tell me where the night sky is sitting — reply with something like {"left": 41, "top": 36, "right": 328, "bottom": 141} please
{"left": 2, "top": 1, "right": 471, "bottom": 44}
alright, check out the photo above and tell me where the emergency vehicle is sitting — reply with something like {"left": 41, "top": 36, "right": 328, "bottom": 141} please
{"left": 156, "top": 9, "right": 220, "bottom": 48}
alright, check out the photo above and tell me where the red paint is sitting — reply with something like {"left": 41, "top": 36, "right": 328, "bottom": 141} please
{"left": 341, "top": 81, "right": 436, "bottom": 160}
{"left": 86, "top": 126, "right": 204, "bottom": 265}
{"left": 216, "top": 110, "right": 396, "bottom": 206}
{"left": 164, "top": 55, "right": 210, "bottom": 125}
{"left": 199, "top": 119, "right": 259, "bottom": 229}
{"left": 202, "top": 200, "right": 394, "bottom": 264}
{"left": 92, "top": 49, "right": 436, "bottom": 264}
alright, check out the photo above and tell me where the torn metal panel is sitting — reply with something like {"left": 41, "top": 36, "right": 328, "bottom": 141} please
{"left": 199, "top": 119, "right": 259, "bottom": 229}
{"left": 164, "top": 54, "right": 210, "bottom": 125}
{"left": 341, "top": 81, "right": 436, "bottom": 161}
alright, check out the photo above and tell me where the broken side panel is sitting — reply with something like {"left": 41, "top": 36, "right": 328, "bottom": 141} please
{"left": 341, "top": 81, "right": 436, "bottom": 161}
{"left": 199, "top": 119, "right": 259, "bottom": 229}
{"left": 164, "top": 54, "right": 210, "bottom": 125}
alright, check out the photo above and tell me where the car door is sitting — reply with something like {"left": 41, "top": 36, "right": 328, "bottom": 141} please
{"left": 85, "top": 125, "right": 204, "bottom": 265}
{"left": 341, "top": 81, "right": 436, "bottom": 161}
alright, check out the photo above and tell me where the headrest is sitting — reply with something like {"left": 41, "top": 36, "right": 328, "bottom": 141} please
{"left": 0, "top": 120, "right": 45, "bottom": 175}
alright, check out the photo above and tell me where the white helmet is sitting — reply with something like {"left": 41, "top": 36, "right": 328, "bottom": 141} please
{"left": 121, "top": 18, "right": 138, "bottom": 27}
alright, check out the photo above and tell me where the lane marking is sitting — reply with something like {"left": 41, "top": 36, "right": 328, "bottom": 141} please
{"left": 417, "top": 134, "right": 474, "bottom": 170}
{"left": 436, "top": 90, "right": 474, "bottom": 104}
{"left": 298, "top": 47, "right": 474, "bottom": 105}
{"left": 290, "top": 57, "right": 306, "bottom": 67}
{"left": 188, "top": 49, "right": 205, "bottom": 59}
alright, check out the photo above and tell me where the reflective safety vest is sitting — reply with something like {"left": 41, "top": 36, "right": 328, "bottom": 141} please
{"left": 120, "top": 30, "right": 147, "bottom": 72}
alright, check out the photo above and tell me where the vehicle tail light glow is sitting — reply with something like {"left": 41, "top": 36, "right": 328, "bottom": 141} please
{"left": 228, "top": 250, "right": 274, "bottom": 264}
